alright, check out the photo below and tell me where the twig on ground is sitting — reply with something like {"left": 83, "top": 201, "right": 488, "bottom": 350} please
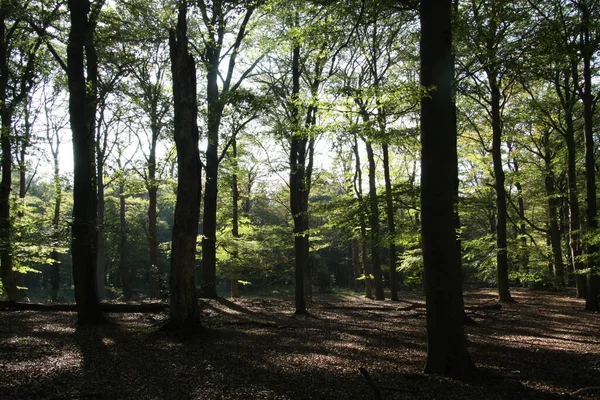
{"left": 570, "top": 386, "right": 600, "bottom": 396}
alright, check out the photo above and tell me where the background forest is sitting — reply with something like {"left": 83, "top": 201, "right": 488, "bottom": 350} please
{"left": 0, "top": 0, "right": 599, "bottom": 315}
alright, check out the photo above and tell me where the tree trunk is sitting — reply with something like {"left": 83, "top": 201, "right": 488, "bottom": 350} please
{"left": 166, "top": 3, "right": 202, "bottom": 328}
{"left": 420, "top": 0, "right": 475, "bottom": 376}
{"left": 67, "top": 0, "right": 105, "bottom": 324}
{"left": 580, "top": 3, "right": 599, "bottom": 311}
{"left": 564, "top": 112, "right": 585, "bottom": 296}
{"left": 231, "top": 138, "right": 240, "bottom": 298}
{"left": 0, "top": 110, "right": 18, "bottom": 301}
{"left": 382, "top": 143, "right": 398, "bottom": 301}
{"left": 148, "top": 121, "right": 160, "bottom": 298}
{"left": 352, "top": 135, "right": 372, "bottom": 299}
{"left": 51, "top": 159, "right": 62, "bottom": 301}
{"left": 542, "top": 134, "right": 564, "bottom": 284}
{"left": 0, "top": 10, "right": 18, "bottom": 302}
{"left": 119, "top": 178, "right": 132, "bottom": 300}
{"left": 290, "top": 43, "right": 309, "bottom": 314}
{"left": 96, "top": 154, "right": 106, "bottom": 300}
{"left": 490, "top": 78, "right": 513, "bottom": 303}
{"left": 363, "top": 139, "right": 384, "bottom": 300}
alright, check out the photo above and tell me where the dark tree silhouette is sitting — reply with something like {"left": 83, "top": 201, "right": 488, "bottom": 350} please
{"left": 420, "top": 0, "right": 474, "bottom": 375}
{"left": 166, "top": 2, "right": 202, "bottom": 329}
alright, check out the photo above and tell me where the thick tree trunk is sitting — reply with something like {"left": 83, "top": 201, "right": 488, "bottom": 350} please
{"left": 290, "top": 44, "right": 309, "bottom": 314}
{"left": 167, "top": 3, "right": 202, "bottom": 328}
{"left": 67, "top": 0, "right": 104, "bottom": 324}
{"left": 0, "top": 111, "right": 18, "bottom": 301}
{"left": 420, "top": 0, "right": 474, "bottom": 376}
{"left": 564, "top": 112, "right": 585, "bottom": 296}
{"left": 580, "top": 4, "right": 599, "bottom": 311}
{"left": 0, "top": 11, "right": 18, "bottom": 302}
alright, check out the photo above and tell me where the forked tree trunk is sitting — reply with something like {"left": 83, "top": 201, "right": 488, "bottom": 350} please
{"left": 420, "top": 0, "right": 475, "bottom": 376}
{"left": 166, "top": 3, "right": 202, "bottom": 329}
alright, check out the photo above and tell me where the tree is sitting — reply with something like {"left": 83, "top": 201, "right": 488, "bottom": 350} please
{"left": 0, "top": 1, "right": 46, "bottom": 301}
{"left": 198, "top": 0, "right": 261, "bottom": 299}
{"left": 456, "top": 0, "right": 532, "bottom": 302}
{"left": 420, "top": 0, "right": 475, "bottom": 375}
{"left": 66, "top": 0, "right": 105, "bottom": 323}
{"left": 166, "top": 2, "right": 202, "bottom": 329}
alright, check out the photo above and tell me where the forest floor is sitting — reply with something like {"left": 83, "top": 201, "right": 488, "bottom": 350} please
{"left": 1, "top": 288, "right": 599, "bottom": 400}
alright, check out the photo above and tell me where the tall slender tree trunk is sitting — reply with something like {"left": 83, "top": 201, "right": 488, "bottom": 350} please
{"left": 67, "top": 0, "right": 104, "bottom": 323}
{"left": 290, "top": 43, "right": 307, "bottom": 314}
{"left": 51, "top": 158, "right": 62, "bottom": 301}
{"left": 383, "top": 144, "right": 398, "bottom": 301}
{"left": 421, "top": 0, "right": 474, "bottom": 376}
{"left": 231, "top": 138, "right": 240, "bottom": 298}
{"left": 96, "top": 155, "right": 106, "bottom": 299}
{"left": 200, "top": 74, "right": 222, "bottom": 298}
{"left": 542, "top": 134, "right": 564, "bottom": 284}
{"left": 557, "top": 69, "right": 586, "bottom": 296}
{"left": 118, "top": 174, "right": 132, "bottom": 299}
{"left": 353, "top": 135, "right": 372, "bottom": 299}
{"left": 363, "top": 139, "right": 384, "bottom": 300}
{"left": 166, "top": 3, "right": 202, "bottom": 328}
{"left": 147, "top": 125, "right": 160, "bottom": 298}
{"left": 490, "top": 78, "right": 513, "bottom": 303}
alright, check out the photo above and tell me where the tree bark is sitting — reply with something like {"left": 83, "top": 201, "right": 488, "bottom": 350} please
{"left": 167, "top": 2, "right": 202, "bottom": 328}
{"left": 420, "top": 0, "right": 475, "bottom": 376}
{"left": 67, "top": 0, "right": 105, "bottom": 324}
